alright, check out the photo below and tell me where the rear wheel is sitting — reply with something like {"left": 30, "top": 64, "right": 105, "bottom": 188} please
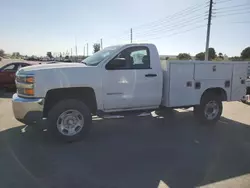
{"left": 47, "top": 99, "right": 92, "bottom": 142}
{"left": 194, "top": 93, "right": 222, "bottom": 124}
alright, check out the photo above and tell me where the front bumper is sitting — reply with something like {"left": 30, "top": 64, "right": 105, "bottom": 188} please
{"left": 12, "top": 93, "right": 44, "bottom": 125}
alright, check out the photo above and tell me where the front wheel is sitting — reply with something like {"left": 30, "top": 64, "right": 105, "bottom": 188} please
{"left": 194, "top": 94, "right": 223, "bottom": 124}
{"left": 47, "top": 99, "right": 92, "bottom": 142}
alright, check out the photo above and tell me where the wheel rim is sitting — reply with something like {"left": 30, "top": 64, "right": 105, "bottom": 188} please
{"left": 56, "top": 109, "right": 84, "bottom": 136}
{"left": 204, "top": 101, "right": 219, "bottom": 120}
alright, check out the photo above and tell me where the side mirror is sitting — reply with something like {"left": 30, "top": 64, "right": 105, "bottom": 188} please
{"left": 106, "top": 58, "right": 126, "bottom": 70}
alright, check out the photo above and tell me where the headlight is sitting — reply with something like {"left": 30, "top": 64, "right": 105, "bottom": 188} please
{"left": 16, "top": 74, "right": 35, "bottom": 97}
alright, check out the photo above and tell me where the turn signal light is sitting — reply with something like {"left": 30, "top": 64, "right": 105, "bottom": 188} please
{"left": 26, "top": 77, "right": 34, "bottom": 83}
{"left": 24, "top": 88, "right": 34, "bottom": 95}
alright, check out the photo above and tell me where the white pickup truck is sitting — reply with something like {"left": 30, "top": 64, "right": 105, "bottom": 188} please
{"left": 12, "top": 43, "right": 248, "bottom": 142}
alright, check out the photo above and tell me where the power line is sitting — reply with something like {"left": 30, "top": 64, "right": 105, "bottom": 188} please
{"left": 215, "top": 0, "right": 233, "bottom": 4}
{"left": 216, "top": 11, "right": 250, "bottom": 17}
{"left": 134, "top": 8, "right": 206, "bottom": 31}
{"left": 136, "top": 24, "right": 206, "bottom": 41}
{"left": 133, "top": 2, "right": 207, "bottom": 29}
{"left": 133, "top": 14, "right": 206, "bottom": 35}
{"left": 113, "top": 1, "right": 207, "bottom": 44}
{"left": 229, "top": 21, "right": 250, "bottom": 24}
{"left": 213, "top": 21, "right": 250, "bottom": 25}
{"left": 216, "top": 7, "right": 250, "bottom": 14}
{"left": 215, "top": 3, "right": 250, "bottom": 10}
{"left": 134, "top": 20, "right": 205, "bottom": 38}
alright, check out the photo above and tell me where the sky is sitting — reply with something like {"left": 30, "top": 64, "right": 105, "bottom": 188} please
{"left": 1, "top": 0, "right": 250, "bottom": 57}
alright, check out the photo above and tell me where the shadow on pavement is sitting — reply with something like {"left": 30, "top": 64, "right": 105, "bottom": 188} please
{"left": 0, "top": 110, "right": 250, "bottom": 188}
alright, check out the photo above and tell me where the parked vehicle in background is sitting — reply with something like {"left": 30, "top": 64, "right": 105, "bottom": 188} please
{"left": 12, "top": 43, "right": 248, "bottom": 142}
{"left": 0, "top": 62, "right": 35, "bottom": 91}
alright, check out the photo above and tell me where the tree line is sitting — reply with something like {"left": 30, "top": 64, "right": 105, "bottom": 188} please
{"left": 175, "top": 47, "right": 250, "bottom": 61}
{"left": 1, "top": 46, "right": 250, "bottom": 61}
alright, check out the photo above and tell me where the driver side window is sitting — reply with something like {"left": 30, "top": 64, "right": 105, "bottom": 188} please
{"left": 106, "top": 46, "right": 151, "bottom": 70}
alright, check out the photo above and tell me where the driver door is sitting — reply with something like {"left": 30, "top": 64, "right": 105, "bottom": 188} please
{"left": 102, "top": 50, "right": 136, "bottom": 111}
{"left": 102, "top": 46, "right": 161, "bottom": 111}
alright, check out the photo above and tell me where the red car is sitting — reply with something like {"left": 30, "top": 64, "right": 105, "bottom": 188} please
{"left": 0, "top": 62, "right": 34, "bottom": 91}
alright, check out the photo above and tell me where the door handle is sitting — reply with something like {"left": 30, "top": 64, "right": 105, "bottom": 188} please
{"left": 195, "top": 82, "right": 201, "bottom": 89}
{"left": 145, "top": 74, "right": 157, "bottom": 77}
{"left": 186, "top": 81, "right": 192, "bottom": 87}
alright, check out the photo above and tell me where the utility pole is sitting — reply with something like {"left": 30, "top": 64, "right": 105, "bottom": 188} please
{"left": 70, "top": 48, "right": 73, "bottom": 58}
{"left": 205, "top": 0, "right": 213, "bottom": 61}
{"left": 100, "top": 38, "right": 103, "bottom": 49}
{"left": 75, "top": 36, "right": 78, "bottom": 61}
{"left": 83, "top": 46, "right": 85, "bottom": 56}
{"left": 86, "top": 43, "right": 89, "bottom": 56}
{"left": 130, "top": 28, "right": 133, "bottom": 43}
{"left": 75, "top": 45, "right": 78, "bottom": 57}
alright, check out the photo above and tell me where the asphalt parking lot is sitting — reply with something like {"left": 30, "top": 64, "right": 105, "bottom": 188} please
{"left": 0, "top": 92, "right": 250, "bottom": 188}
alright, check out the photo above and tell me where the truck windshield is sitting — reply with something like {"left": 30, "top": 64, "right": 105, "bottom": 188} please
{"left": 82, "top": 45, "right": 121, "bottom": 66}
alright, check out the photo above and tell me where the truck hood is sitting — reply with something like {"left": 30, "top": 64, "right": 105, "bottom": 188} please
{"left": 16, "top": 62, "right": 101, "bottom": 98}
{"left": 18, "top": 63, "right": 87, "bottom": 74}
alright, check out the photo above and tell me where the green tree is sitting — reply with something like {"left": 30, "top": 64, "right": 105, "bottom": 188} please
{"left": 93, "top": 43, "right": 100, "bottom": 53}
{"left": 47, "top": 52, "right": 53, "bottom": 59}
{"left": 177, "top": 53, "right": 191, "bottom": 60}
{"left": 208, "top": 48, "right": 216, "bottom": 60}
{"left": 195, "top": 52, "right": 205, "bottom": 60}
{"left": 229, "top": 56, "right": 242, "bottom": 61}
{"left": 218, "top": 52, "right": 224, "bottom": 60}
{"left": 0, "top": 49, "right": 4, "bottom": 57}
{"left": 11, "top": 52, "right": 21, "bottom": 58}
{"left": 195, "top": 48, "right": 216, "bottom": 61}
{"left": 223, "top": 54, "right": 228, "bottom": 60}
{"left": 241, "top": 47, "right": 250, "bottom": 60}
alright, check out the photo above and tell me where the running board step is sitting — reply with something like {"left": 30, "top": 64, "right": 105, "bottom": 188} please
{"left": 96, "top": 110, "right": 152, "bottom": 119}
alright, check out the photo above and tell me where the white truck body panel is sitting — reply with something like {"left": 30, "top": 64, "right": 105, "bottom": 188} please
{"left": 168, "top": 62, "right": 197, "bottom": 107}
{"left": 231, "top": 63, "right": 248, "bottom": 100}
{"left": 246, "top": 79, "right": 250, "bottom": 88}
{"left": 194, "top": 63, "right": 232, "bottom": 80}
{"left": 161, "top": 61, "right": 247, "bottom": 108}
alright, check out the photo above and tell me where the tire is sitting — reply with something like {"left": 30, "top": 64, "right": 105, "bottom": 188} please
{"left": 194, "top": 93, "right": 223, "bottom": 124}
{"left": 241, "top": 99, "right": 247, "bottom": 104}
{"left": 47, "top": 99, "right": 92, "bottom": 142}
